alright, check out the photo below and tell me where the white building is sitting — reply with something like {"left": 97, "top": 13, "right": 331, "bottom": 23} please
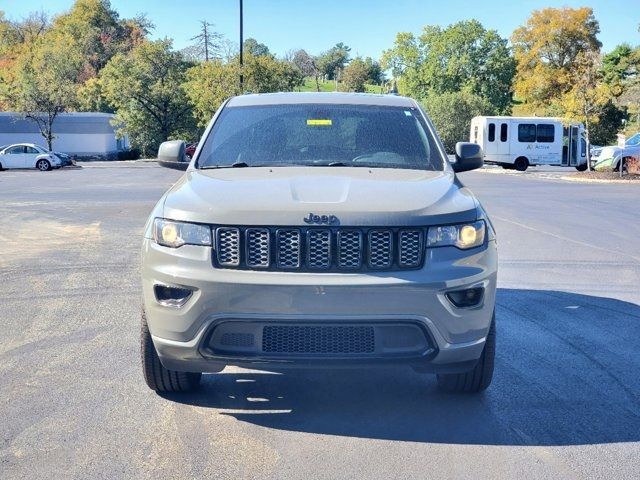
{"left": 0, "top": 112, "right": 129, "bottom": 159}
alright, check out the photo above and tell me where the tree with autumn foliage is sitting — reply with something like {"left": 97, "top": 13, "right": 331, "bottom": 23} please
{"left": 51, "top": 0, "right": 152, "bottom": 81}
{"left": 183, "top": 60, "right": 240, "bottom": 128}
{"left": 341, "top": 57, "right": 369, "bottom": 92}
{"left": 11, "top": 32, "right": 83, "bottom": 150}
{"left": 511, "top": 7, "right": 602, "bottom": 115}
{"left": 0, "top": 1, "right": 152, "bottom": 150}
{"left": 184, "top": 52, "right": 304, "bottom": 128}
{"left": 561, "top": 51, "right": 614, "bottom": 169}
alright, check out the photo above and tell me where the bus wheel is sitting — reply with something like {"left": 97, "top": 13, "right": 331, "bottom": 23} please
{"left": 575, "top": 163, "right": 588, "bottom": 172}
{"left": 514, "top": 157, "right": 529, "bottom": 172}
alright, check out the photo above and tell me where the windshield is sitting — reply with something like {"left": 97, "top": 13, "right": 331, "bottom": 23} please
{"left": 197, "top": 103, "right": 445, "bottom": 170}
{"left": 626, "top": 133, "right": 640, "bottom": 146}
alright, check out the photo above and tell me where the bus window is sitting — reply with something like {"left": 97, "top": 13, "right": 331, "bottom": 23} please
{"left": 488, "top": 123, "right": 495, "bottom": 142}
{"left": 500, "top": 123, "right": 508, "bottom": 142}
{"left": 536, "top": 124, "right": 554, "bottom": 143}
{"left": 518, "top": 124, "right": 536, "bottom": 142}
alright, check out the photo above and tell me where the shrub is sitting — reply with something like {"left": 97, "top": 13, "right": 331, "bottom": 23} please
{"left": 117, "top": 148, "right": 141, "bottom": 160}
{"left": 421, "top": 91, "right": 491, "bottom": 153}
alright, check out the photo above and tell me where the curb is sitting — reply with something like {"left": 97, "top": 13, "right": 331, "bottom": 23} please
{"left": 561, "top": 176, "right": 640, "bottom": 184}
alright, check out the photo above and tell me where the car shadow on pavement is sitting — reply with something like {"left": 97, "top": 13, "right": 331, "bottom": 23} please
{"left": 162, "top": 289, "right": 640, "bottom": 446}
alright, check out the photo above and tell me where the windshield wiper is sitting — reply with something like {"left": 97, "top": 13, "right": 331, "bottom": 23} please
{"left": 200, "top": 161, "right": 250, "bottom": 169}
{"left": 295, "top": 161, "right": 348, "bottom": 167}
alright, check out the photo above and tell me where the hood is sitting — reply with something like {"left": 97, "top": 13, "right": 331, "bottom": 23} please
{"left": 162, "top": 167, "right": 477, "bottom": 226}
{"left": 599, "top": 145, "right": 640, "bottom": 162}
{"left": 598, "top": 146, "right": 620, "bottom": 160}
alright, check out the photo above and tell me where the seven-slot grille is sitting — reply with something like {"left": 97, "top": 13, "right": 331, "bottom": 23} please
{"left": 214, "top": 226, "right": 424, "bottom": 271}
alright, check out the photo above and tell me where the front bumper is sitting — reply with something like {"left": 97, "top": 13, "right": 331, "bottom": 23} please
{"left": 142, "top": 238, "right": 497, "bottom": 373}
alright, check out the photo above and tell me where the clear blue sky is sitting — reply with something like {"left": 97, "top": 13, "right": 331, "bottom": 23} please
{"left": 3, "top": 0, "right": 639, "bottom": 57}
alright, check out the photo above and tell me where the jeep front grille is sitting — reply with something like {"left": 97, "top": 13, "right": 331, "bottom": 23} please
{"left": 214, "top": 226, "right": 424, "bottom": 271}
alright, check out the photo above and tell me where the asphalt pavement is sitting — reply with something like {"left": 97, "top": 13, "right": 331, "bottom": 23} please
{"left": 1, "top": 163, "right": 639, "bottom": 479}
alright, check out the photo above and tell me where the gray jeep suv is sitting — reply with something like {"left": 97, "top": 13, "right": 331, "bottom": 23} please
{"left": 141, "top": 92, "right": 497, "bottom": 394}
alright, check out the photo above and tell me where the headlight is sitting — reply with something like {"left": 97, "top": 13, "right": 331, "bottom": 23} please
{"left": 153, "top": 218, "right": 212, "bottom": 248}
{"left": 426, "top": 220, "right": 486, "bottom": 250}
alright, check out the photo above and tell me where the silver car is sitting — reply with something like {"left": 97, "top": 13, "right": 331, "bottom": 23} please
{"left": 141, "top": 93, "right": 497, "bottom": 394}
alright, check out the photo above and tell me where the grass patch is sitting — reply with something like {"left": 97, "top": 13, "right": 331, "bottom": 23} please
{"left": 297, "top": 78, "right": 385, "bottom": 93}
{"left": 364, "top": 84, "right": 385, "bottom": 94}
{"left": 298, "top": 78, "right": 337, "bottom": 92}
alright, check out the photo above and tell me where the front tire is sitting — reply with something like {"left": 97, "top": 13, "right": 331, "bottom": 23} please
{"left": 36, "top": 159, "right": 51, "bottom": 171}
{"left": 141, "top": 309, "right": 201, "bottom": 392}
{"left": 514, "top": 157, "right": 529, "bottom": 172}
{"left": 436, "top": 314, "right": 495, "bottom": 393}
{"left": 575, "top": 163, "right": 588, "bottom": 172}
{"left": 617, "top": 157, "right": 630, "bottom": 174}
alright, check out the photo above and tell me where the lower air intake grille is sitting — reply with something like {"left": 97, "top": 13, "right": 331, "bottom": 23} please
{"left": 220, "top": 332, "right": 255, "bottom": 347}
{"left": 262, "top": 325, "right": 375, "bottom": 354}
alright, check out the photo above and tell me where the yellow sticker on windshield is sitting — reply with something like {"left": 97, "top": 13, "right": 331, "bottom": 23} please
{"left": 307, "top": 119, "right": 332, "bottom": 126}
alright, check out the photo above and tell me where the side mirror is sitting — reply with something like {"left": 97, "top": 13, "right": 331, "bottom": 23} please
{"left": 157, "top": 140, "right": 188, "bottom": 170}
{"left": 452, "top": 142, "right": 483, "bottom": 173}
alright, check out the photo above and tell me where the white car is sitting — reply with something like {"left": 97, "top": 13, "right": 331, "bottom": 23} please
{"left": 591, "top": 132, "right": 640, "bottom": 166}
{"left": 0, "top": 143, "right": 62, "bottom": 171}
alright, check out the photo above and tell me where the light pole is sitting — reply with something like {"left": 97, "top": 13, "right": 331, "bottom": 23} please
{"left": 239, "top": 0, "right": 243, "bottom": 92}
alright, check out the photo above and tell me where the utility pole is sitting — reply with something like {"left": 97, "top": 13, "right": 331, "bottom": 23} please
{"left": 239, "top": 0, "right": 244, "bottom": 92}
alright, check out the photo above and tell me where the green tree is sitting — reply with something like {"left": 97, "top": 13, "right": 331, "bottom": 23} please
{"left": 11, "top": 32, "right": 83, "bottom": 150}
{"left": 421, "top": 91, "right": 490, "bottom": 153}
{"left": 243, "top": 53, "right": 303, "bottom": 93}
{"left": 76, "top": 76, "right": 112, "bottom": 112}
{"left": 242, "top": 38, "right": 271, "bottom": 57}
{"left": 511, "top": 7, "right": 601, "bottom": 113}
{"left": 3, "top": 10, "right": 49, "bottom": 50}
{"left": 602, "top": 45, "right": 638, "bottom": 87}
{"left": 0, "top": 10, "right": 50, "bottom": 106}
{"left": 317, "top": 42, "right": 351, "bottom": 80}
{"left": 560, "top": 51, "right": 614, "bottom": 169}
{"left": 382, "top": 21, "right": 514, "bottom": 114}
{"left": 100, "top": 39, "right": 196, "bottom": 155}
{"left": 589, "top": 102, "right": 626, "bottom": 146}
{"left": 342, "top": 57, "right": 369, "bottom": 92}
{"left": 363, "top": 56, "right": 383, "bottom": 85}
{"left": 184, "top": 60, "right": 240, "bottom": 128}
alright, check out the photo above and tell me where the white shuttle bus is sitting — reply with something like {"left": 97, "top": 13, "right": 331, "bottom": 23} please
{"left": 470, "top": 116, "right": 588, "bottom": 171}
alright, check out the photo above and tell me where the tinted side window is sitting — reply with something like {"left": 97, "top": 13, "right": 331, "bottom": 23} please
{"left": 25, "top": 146, "right": 39, "bottom": 154}
{"left": 7, "top": 146, "right": 25, "bottom": 154}
{"left": 500, "top": 123, "right": 508, "bottom": 142}
{"left": 488, "top": 123, "right": 495, "bottom": 142}
{"left": 536, "top": 124, "right": 554, "bottom": 143}
{"left": 518, "top": 124, "right": 536, "bottom": 142}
